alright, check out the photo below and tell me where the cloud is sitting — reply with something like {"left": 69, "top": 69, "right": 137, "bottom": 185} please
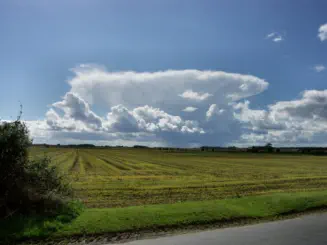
{"left": 318, "top": 23, "right": 327, "bottom": 41}
{"left": 182, "top": 106, "right": 198, "bottom": 112}
{"left": 45, "top": 108, "right": 77, "bottom": 131}
{"left": 105, "top": 104, "right": 205, "bottom": 134}
{"left": 233, "top": 101, "right": 285, "bottom": 131}
{"left": 26, "top": 66, "right": 327, "bottom": 146}
{"left": 52, "top": 92, "right": 102, "bottom": 129}
{"left": 19, "top": 65, "right": 273, "bottom": 147}
{"left": 25, "top": 120, "right": 52, "bottom": 143}
{"left": 17, "top": 65, "right": 327, "bottom": 147}
{"left": 266, "top": 32, "right": 276, "bottom": 39}
{"left": 269, "top": 90, "right": 327, "bottom": 120}
{"left": 206, "top": 104, "right": 225, "bottom": 120}
{"left": 233, "top": 90, "right": 327, "bottom": 146}
{"left": 179, "top": 90, "right": 212, "bottom": 101}
{"left": 266, "top": 32, "right": 284, "bottom": 42}
{"left": 313, "top": 65, "right": 326, "bottom": 72}
{"left": 68, "top": 65, "right": 268, "bottom": 110}
{"left": 273, "top": 36, "right": 283, "bottom": 42}
{"left": 132, "top": 105, "right": 205, "bottom": 134}
{"left": 105, "top": 105, "right": 139, "bottom": 133}
{"left": 45, "top": 92, "right": 205, "bottom": 138}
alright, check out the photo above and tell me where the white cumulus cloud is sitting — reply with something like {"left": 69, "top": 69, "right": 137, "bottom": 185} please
{"left": 45, "top": 92, "right": 205, "bottom": 138}
{"left": 273, "top": 36, "right": 283, "bottom": 42}
{"left": 68, "top": 65, "right": 268, "bottom": 110}
{"left": 313, "top": 65, "right": 326, "bottom": 72}
{"left": 318, "top": 23, "right": 327, "bottom": 41}
{"left": 52, "top": 92, "right": 102, "bottom": 129}
{"left": 266, "top": 32, "right": 284, "bottom": 43}
{"left": 206, "top": 104, "right": 225, "bottom": 120}
{"left": 18, "top": 65, "right": 273, "bottom": 146}
{"left": 233, "top": 90, "right": 327, "bottom": 146}
{"left": 266, "top": 32, "right": 276, "bottom": 39}
{"left": 105, "top": 104, "right": 205, "bottom": 134}
{"left": 182, "top": 106, "right": 198, "bottom": 112}
{"left": 179, "top": 90, "right": 212, "bottom": 101}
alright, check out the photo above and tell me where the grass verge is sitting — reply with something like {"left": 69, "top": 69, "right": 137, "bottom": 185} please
{"left": 2, "top": 190, "right": 327, "bottom": 244}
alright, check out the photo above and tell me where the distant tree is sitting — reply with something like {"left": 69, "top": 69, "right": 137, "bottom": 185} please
{"left": 265, "top": 143, "right": 273, "bottom": 152}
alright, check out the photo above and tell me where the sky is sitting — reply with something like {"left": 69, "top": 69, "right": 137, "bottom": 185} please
{"left": 1, "top": 0, "right": 327, "bottom": 147}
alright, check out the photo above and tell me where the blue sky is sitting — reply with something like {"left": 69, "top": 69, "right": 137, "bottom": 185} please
{"left": 1, "top": 0, "right": 327, "bottom": 146}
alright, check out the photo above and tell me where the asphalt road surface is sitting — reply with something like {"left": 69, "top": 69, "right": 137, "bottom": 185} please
{"left": 110, "top": 213, "right": 327, "bottom": 245}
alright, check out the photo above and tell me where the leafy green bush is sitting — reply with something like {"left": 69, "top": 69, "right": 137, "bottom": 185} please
{"left": 24, "top": 157, "right": 73, "bottom": 214}
{"left": 0, "top": 119, "right": 73, "bottom": 218}
{"left": 0, "top": 120, "right": 31, "bottom": 217}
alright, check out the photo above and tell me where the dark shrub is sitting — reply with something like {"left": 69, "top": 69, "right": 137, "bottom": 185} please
{"left": 0, "top": 119, "right": 72, "bottom": 218}
{"left": 0, "top": 120, "right": 31, "bottom": 217}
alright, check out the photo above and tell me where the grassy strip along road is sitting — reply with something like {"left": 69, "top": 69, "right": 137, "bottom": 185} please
{"left": 2, "top": 190, "right": 327, "bottom": 244}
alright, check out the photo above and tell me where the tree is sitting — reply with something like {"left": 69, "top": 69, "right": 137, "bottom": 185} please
{"left": 0, "top": 117, "right": 72, "bottom": 218}
{"left": 265, "top": 143, "right": 273, "bottom": 152}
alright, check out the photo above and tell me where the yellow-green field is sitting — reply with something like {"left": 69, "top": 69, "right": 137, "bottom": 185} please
{"left": 30, "top": 147, "right": 327, "bottom": 208}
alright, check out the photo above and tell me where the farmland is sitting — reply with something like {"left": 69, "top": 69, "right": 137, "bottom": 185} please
{"left": 29, "top": 147, "right": 327, "bottom": 208}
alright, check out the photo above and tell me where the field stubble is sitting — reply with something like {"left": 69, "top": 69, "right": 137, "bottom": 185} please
{"left": 30, "top": 147, "right": 327, "bottom": 208}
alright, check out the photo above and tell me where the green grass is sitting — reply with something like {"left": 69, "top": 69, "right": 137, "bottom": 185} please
{"left": 3, "top": 191, "right": 327, "bottom": 243}
{"left": 30, "top": 147, "right": 327, "bottom": 208}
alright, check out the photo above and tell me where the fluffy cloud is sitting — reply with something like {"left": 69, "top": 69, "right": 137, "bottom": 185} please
{"left": 182, "top": 107, "right": 198, "bottom": 112}
{"left": 25, "top": 120, "right": 52, "bottom": 143}
{"left": 266, "top": 32, "right": 284, "bottom": 42}
{"left": 313, "top": 65, "right": 326, "bottom": 72}
{"left": 10, "top": 59, "right": 327, "bottom": 147}
{"left": 233, "top": 101, "right": 285, "bottom": 131}
{"left": 21, "top": 65, "right": 275, "bottom": 146}
{"left": 48, "top": 93, "right": 195, "bottom": 142}
{"left": 318, "top": 23, "right": 327, "bottom": 41}
{"left": 206, "top": 104, "right": 225, "bottom": 120}
{"left": 105, "top": 104, "right": 204, "bottom": 134}
{"left": 53, "top": 92, "right": 102, "bottom": 129}
{"left": 233, "top": 90, "right": 327, "bottom": 146}
{"left": 45, "top": 109, "right": 77, "bottom": 131}
{"left": 273, "top": 36, "right": 283, "bottom": 42}
{"left": 68, "top": 65, "right": 268, "bottom": 111}
{"left": 266, "top": 32, "right": 276, "bottom": 39}
{"left": 179, "top": 90, "right": 212, "bottom": 101}
{"left": 22, "top": 64, "right": 327, "bottom": 147}
{"left": 105, "top": 105, "right": 139, "bottom": 133}
{"left": 269, "top": 90, "right": 327, "bottom": 120}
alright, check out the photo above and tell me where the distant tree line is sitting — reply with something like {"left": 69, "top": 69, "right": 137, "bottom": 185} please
{"left": 133, "top": 145, "right": 149, "bottom": 149}
{"left": 32, "top": 143, "right": 327, "bottom": 155}
{"left": 200, "top": 146, "right": 239, "bottom": 152}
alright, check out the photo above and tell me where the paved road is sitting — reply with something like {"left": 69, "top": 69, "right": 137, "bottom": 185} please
{"left": 110, "top": 213, "right": 327, "bottom": 245}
